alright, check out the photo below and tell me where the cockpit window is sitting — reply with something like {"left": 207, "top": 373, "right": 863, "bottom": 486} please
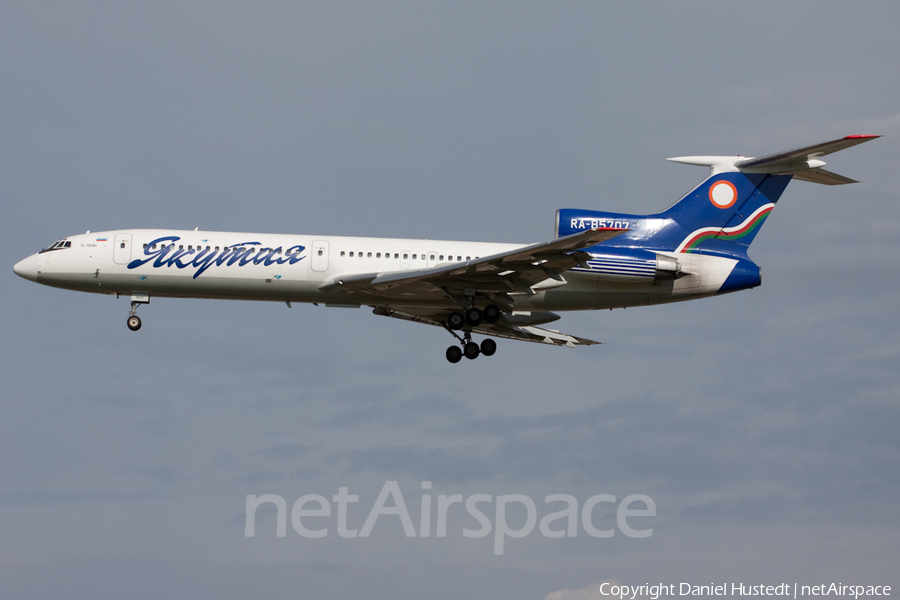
{"left": 40, "top": 239, "right": 71, "bottom": 253}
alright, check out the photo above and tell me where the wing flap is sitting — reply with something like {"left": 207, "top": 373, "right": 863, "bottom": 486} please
{"left": 372, "top": 306, "right": 599, "bottom": 347}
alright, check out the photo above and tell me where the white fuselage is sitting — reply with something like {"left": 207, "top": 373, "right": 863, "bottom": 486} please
{"left": 14, "top": 229, "right": 739, "bottom": 312}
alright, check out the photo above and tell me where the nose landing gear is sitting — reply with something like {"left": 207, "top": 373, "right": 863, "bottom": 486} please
{"left": 126, "top": 294, "right": 149, "bottom": 331}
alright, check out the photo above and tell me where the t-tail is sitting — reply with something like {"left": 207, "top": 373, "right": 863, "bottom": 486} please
{"left": 558, "top": 135, "right": 880, "bottom": 258}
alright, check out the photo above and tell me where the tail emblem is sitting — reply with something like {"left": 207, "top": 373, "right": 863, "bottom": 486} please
{"left": 709, "top": 180, "right": 738, "bottom": 209}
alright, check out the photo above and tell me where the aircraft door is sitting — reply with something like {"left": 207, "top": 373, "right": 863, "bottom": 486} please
{"left": 114, "top": 233, "right": 132, "bottom": 265}
{"left": 427, "top": 251, "right": 437, "bottom": 268}
{"left": 311, "top": 240, "right": 329, "bottom": 272}
{"left": 400, "top": 250, "right": 410, "bottom": 269}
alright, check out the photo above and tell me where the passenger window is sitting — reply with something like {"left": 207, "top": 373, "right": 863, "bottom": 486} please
{"left": 403, "top": 253, "right": 408, "bottom": 259}
{"left": 394, "top": 253, "right": 399, "bottom": 259}
{"left": 143, "top": 244, "right": 148, "bottom": 249}
{"left": 430, "top": 254, "right": 435, "bottom": 260}
{"left": 466, "top": 256, "right": 470, "bottom": 261}
{"left": 349, "top": 252, "right": 354, "bottom": 257}
{"left": 317, "top": 249, "right": 323, "bottom": 256}
{"left": 412, "top": 254, "right": 417, "bottom": 259}
{"left": 367, "top": 252, "right": 372, "bottom": 258}
{"left": 439, "top": 255, "right": 443, "bottom": 261}
{"left": 341, "top": 251, "right": 345, "bottom": 257}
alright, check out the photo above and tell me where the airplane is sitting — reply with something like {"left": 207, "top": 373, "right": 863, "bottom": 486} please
{"left": 13, "top": 135, "right": 879, "bottom": 363}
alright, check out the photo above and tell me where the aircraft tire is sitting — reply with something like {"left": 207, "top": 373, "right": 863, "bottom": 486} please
{"left": 480, "top": 338, "right": 497, "bottom": 356}
{"left": 127, "top": 315, "right": 142, "bottom": 331}
{"left": 483, "top": 304, "right": 501, "bottom": 323}
{"left": 463, "top": 342, "right": 480, "bottom": 360}
{"left": 446, "top": 346, "right": 462, "bottom": 363}
{"left": 465, "top": 307, "right": 483, "bottom": 326}
{"left": 447, "top": 312, "right": 465, "bottom": 330}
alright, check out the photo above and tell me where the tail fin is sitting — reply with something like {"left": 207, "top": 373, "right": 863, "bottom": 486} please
{"left": 653, "top": 135, "right": 880, "bottom": 255}
{"left": 653, "top": 171, "right": 790, "bottom": 254}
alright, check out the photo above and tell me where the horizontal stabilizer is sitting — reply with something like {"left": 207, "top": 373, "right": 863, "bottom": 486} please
{"left": 734, "top": 135, "right": 880, "bottom": 170}
{"left": 790, "top": 168, "right": 858, "bottom": 186}
{"left": 668, "top": 135, "right": 880, "bottom": 185}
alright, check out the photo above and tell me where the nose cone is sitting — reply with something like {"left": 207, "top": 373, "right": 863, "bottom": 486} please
{"left": 13, "top": 256, "right": 38, "bottom": 282}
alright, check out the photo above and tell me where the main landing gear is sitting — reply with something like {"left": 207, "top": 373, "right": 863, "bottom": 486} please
{"left": 445, "top": 335, "right": 497, "bottom": 363}
{"left": 444, "top": 303, "right": 501, "bottom": 363}
{"left": 446, "top": 303, "right": 501, "bottom": 330}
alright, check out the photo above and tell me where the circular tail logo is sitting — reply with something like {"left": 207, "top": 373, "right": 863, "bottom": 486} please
{"left": 709, "top": 180, "right": 737, "bottom": 209}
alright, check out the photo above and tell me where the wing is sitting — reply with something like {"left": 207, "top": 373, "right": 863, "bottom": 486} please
{"left": 319, "top": 227, "right": 626, "bottom": 303}
{"left": 319, "top": 227, "right": 623, "bottom": 347}
{"left": 372, "top": 306, "right": 599, "bottom": 347}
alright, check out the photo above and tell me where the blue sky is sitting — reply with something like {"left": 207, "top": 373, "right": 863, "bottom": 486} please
{"left": 2, "top": 2, "right": 899, "bottom": 599}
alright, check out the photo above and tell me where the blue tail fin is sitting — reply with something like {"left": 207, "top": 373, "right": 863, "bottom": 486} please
{"left": 556, "top": 171, "right": 791, "bottom": 258}
{"left": 652, "top": 172, "right": 791, "bottom": 255}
